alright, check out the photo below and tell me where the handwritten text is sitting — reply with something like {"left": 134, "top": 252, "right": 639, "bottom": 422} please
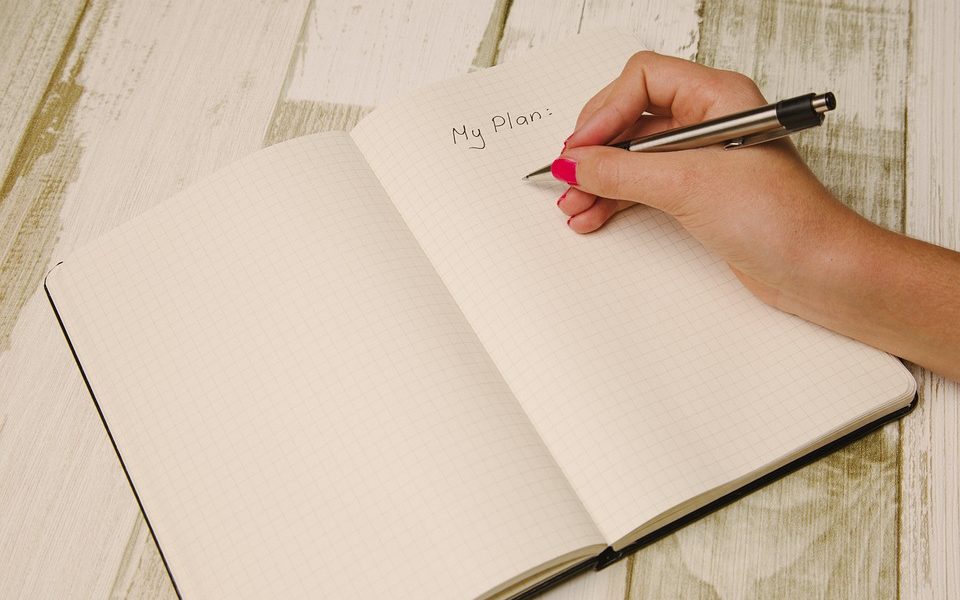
{"left": 451, "top": 108, "right": 553, "bottom": 150}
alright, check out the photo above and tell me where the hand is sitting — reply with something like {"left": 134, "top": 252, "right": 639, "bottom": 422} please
{"left": 553, "top": 51, "right": 866, "bottom": 308}
{"left": 553, "top": 51, "right": 960, "bottom": 380}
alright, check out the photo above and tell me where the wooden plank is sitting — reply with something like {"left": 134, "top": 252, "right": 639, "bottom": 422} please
{"left": 0, "top": 1, "right": 311, "bottom": 598}
{"left": 540, "top": 563, "right": 627, "bottom": 600}
{"left": 698, "top": 0, "right": 909, "bottom": 231}
{"left": 497, "top": 0, "right": 700, "bottom": 64}
{"left": 0, "top": 0, "right": 86, "bottom": 200}
{"left": 265, "top": 0, "right": 504, "bottom": 146}
{"left": 900, "top": 0, "right": 960, "bottom": 597}
{"left": 622, "top": 1, "right": 911, "bottom": 597}
{"left": 0, "top": 0, "right": 87, "bottom": 349}
{"left": 627, "top": 436, "right": 900, "bottom": 598}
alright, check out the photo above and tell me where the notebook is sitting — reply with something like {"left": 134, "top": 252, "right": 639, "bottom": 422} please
{"left": 45, "top": 31, "right": 917, "bottom": 600}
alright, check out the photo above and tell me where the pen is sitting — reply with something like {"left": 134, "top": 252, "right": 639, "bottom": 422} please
{"left": 523, "top": 92, "right": 836, "bottom": 181}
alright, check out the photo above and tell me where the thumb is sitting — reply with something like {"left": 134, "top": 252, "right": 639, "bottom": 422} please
{"left": 551, "top": 145, "right": 708, "bottom": 216}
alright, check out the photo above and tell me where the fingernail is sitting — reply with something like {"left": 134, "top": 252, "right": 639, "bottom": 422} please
{"left": 566, "top": 215, "right": 573, "bottom": 227}
{"left": 556, "top": 191, "right": 567, "bottom": 206}
{"left": 551, "top": 158, "right": 578, "bottom": 185}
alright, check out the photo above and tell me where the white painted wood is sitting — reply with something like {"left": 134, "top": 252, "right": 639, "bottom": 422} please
{"left": 0, "top": 0, "right": 85, "bottom": 350}
{"left": 0, "top": 2, "right": 311, "bottom": 597}
{"left": 698, "top": 0, "right": 910, "bottom": 230}
{"left": 265, "top": 0, "right": 504, "bottom": 144}
{"left": 282, "top": 0, "right": 501, "bottom": 106}
{"left": 540, "top": 561, "right": 627, "bottom": 600}
{"left": 901, "top": 0, "right": 960, "bottom": 597}
{"left": 2, "top": 0, "right": 955, "bottom": 597}
{"left": 0, "top": 0, "right": 85, "bottom": 188}
{"left": 626, "top": 1, "right": 911, "bottom": 597}
{"left": 496, "top": 0, "right": 700, "bottom": 64}
{"left": 627, "top": 433, "right": 900, "bottom": 598}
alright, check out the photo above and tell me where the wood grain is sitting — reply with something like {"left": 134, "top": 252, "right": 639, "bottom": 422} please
{"left": 900, "top": 0, "right": 960, "bottom": 597}
{"left": 0, "top": 0, "right": 86, "bottom": 199}
{"left": 0, "top": 0, "right": 89, "bottom": 351}
{"left": 697, "top": 0, "right": 910, "bottom": 231}
{"left": 265, "top": 0, "right": 503, "bottom": 146}
{"left": 0, "top": 1, "right": 310, "bottom": 597}
{"left": 617, "top": 1, "right": 911, "bottom": 597}
{"left": 496, "top": 0, "right": 701, "bottom": 64}
{"left": 0, "top": 0, "right": 953, "bottom": 597}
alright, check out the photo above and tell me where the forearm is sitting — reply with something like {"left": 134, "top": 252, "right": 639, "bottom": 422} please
{"left": 780, "top": 214, "right": 960, "bottom": 380}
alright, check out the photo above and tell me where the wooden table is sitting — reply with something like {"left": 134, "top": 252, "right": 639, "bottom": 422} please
{"left": 1, "top": 1, "right": 956, "bottom": 597}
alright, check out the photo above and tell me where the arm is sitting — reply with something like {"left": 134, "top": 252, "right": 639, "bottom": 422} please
{"left": 785, "top": 217, "right": 960, "bottom": 380}
{"left": 551, "top": 51, "right": 960, "bottom": 380}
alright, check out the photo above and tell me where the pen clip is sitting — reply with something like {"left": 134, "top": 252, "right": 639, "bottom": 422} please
{"left": 723, "top": 119, "right": 824, "bottom": 150}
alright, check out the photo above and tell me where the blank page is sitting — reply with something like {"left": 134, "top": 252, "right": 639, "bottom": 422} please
{"left": 46, "top": 133, "right": 605, "bottom": 599}
{"left": 351, "top": 32, "right": 917, "bottom": 545}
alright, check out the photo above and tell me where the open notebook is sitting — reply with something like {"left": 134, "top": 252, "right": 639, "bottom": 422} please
{"left": 46, "top": 32, "right": 916, "bottom": 600}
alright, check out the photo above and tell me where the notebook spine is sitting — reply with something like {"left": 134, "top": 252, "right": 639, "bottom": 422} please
{"left": 594, "top": 546, "right": 622, "bottom": 569}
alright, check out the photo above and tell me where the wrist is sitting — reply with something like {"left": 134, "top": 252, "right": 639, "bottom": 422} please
{"left": 772, "top": 206, "right": 884, "bottom": 331}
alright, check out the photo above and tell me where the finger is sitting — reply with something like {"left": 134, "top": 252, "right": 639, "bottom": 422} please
{"left": 573, "top": 80, "right": 614, "bottom": 133}
{"left": 574, "top": 84, "right": 675, "bottom": 146}
{"left": 553, "top": 144, "right": 712, "bottom": 215}
{"left": 567, "top": 198, "right": 634, "bottom": 233}
{"left": 565, "top": 51, "right": 766, "bottom": 149}
{"left": 556, "top": 187, "right": 597, "bottom": 216}
{"left": 608, "top": 115, "right": 682, "bottom": 145}
{"left": 567, "top": 51, "right": 713, "bottom": 148}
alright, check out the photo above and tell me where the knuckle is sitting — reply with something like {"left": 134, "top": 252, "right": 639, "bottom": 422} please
{"left": 707, "top": 70, "right": 765, "bottom": 111}
{"left": 721, "top": 70, "right": 758, "bottom": 90}
{"left": 625, "top": 50, "right": 656, "bottom": 71}
{"left": 724, "top": 71, "right": 765, "bottom": 99}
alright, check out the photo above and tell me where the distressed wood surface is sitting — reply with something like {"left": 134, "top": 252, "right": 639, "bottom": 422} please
{"left": 0, "top": 0, "right": 956, "bottom": 598}
{"left": 0, "top": 0, "right": 86, "bottom": 197}
{"left": 626, "top": 1, "right": 909, "bottom": 598}
{"left": 265, "top": 0, "right": 508, "bottom": 145}
{"left": 0, "top": 1, "right": 310, "bottom": 598}
{"left": 900, "top": 0, "right": 960, "bottom": 598}
{"left": 0, "top": 0, "right": 87, "bottom": 350}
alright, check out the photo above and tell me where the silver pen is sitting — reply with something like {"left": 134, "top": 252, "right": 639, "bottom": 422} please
{"left": 523, "top": 92, "right": 836, "bottom": 181}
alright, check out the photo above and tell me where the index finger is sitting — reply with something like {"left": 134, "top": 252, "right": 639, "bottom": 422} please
{"left": 565, "top": 51, "right": 765, "bottom": 149}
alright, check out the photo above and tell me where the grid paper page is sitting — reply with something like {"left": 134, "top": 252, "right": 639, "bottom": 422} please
{"left": 46, "top": 133, "right": 605, "bottom": 599}
{"left": 351, "top": 32, "right": 917, "bottom": 544}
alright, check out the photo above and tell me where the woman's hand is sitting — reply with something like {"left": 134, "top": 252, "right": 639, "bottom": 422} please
{"left": 553, "top": 51, "right": 960, "bottom": 380}
{"left": 553, "top": 51, "right": 867, "bottom": 308}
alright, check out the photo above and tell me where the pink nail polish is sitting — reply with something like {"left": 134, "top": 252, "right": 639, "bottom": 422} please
{"left": 556, "top": 191, "right": 567, "bottom": 206}
{"left": 551, "top": 158, "right": 578, "bottom": 186}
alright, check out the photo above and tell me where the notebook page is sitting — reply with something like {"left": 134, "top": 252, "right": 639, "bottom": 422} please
{"left": 46, "top": 133, "right": 605, "bottom": 599}
{"left": 351, "top": 32, "right": 916, "bottom": 545}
